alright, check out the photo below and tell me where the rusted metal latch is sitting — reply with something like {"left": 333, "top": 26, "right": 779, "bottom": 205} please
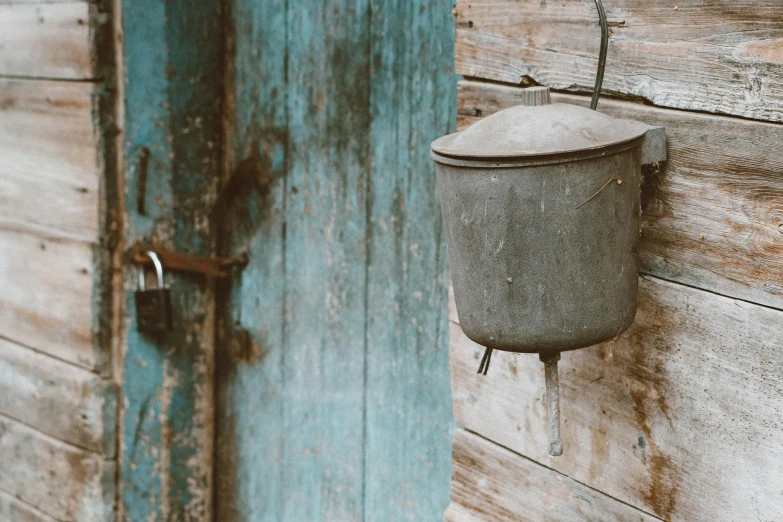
{"left": 128, "top": 242, "right": 248, "bottom": 278}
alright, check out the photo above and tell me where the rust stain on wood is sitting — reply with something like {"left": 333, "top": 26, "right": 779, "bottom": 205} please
{"left": 734, "top": 39, "right": 783, "bottom": 64}
{"left": 233, "top": 328, "right": 267, "bottom": 365}
{"left": 625, "top": 298, "right": 683, "bottom": 520}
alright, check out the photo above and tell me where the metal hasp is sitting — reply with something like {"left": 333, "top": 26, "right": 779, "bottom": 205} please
{"left": 432, "top": 0, "right": 666, "bottom": 454}
{"left": 129, "top": 242, "right": 248, "bottom": 278}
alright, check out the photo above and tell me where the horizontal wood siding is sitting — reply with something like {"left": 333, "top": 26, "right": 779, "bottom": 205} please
{"left": 0, "top": 0, "right": 117, "bottom": 518}
{"left": 0, "top": 0, "right": 83, "bottom": 4}
{"left": 0, "top": 2, "right": 91, "bottom": 79}
{"left": 0, "top": 415, "right": 113, "bottom": 521}
{"left": 446, "top": 430, "right": 661, "bottom": 522}
{"left": 453, "top": 0, "right": 783, "bottom": 518}
{"left": 0, "top": 489, "right": 56, "bottom": 522}
{"left": 0, "top": 78, "right": 99, "bottom": 241}
{"left": 457, "top": 80, "right": 783, "bottom": 311}
{"left": 455, "top": 0, "right": 783, "bottom": 121}
{"left": 449, "top": 277, "right": 783, "bottom": 521}
{"left": 0, "top": 338, "right": 114, "bottom": 453}
{"left": 0, "top": 228, "right": 97, "bottom": 369}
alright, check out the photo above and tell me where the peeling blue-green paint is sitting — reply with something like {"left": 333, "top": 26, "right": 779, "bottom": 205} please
{"left": 121, "top": 1, "right": 223, "bottom": 520}
{"left": 123, "top": 0, "right": 455, "bottom": 518}
{"left": 215, "top": 1, "right": 456, "bottom": 521}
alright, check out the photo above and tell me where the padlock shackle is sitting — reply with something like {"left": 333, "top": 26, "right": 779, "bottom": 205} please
{"left": 138, "top": 251, "right": 164, "bottom": 291}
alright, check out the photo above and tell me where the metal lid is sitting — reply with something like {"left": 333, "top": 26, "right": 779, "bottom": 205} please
{"left": 431, "top": 87, "right": 649, "bottom": 161}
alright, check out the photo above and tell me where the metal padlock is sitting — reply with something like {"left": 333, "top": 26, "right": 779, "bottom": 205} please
{"left": 135, "top": 251, "right": 173, "bottom": 335}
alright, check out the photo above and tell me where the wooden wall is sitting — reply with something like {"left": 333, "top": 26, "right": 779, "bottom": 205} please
{"left": 0, "top": 0, "right": 120, "bottom": 521}
{"left": 447, "top": 2, "right": 783, "bottom": 521}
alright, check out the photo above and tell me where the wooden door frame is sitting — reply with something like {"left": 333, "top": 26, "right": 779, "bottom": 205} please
{"left": 119, "top": 1, "right": 224, "bottom": 519}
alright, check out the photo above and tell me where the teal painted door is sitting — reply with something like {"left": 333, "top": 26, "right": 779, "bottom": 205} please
{"left": 215, "top": 1, "right": 457, "bottom": 520}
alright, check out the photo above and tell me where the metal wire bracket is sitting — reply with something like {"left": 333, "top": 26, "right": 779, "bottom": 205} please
{"left": 590, "top": 0, "right": 609, "bottom": 110}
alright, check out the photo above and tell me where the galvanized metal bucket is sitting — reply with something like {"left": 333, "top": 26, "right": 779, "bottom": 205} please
{"left": 432, "top": 91, "right": 665, "bottom": 355}
{"left": 430, "top": 0, "right": 667, "bottom": 457}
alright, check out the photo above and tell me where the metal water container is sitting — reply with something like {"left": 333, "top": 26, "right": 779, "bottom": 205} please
{"left": 433, "top": 76, "right": 666, "bottom": 455}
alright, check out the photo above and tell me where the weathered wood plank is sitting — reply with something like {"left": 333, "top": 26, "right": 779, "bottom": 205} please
{"left": 0, "top": 0, "right": 83, "bottom": 4}
{"left": 446, "top": 429, "right": 661, "bottom": 522}
{"left": 458, "top": 80, "right": 783, "bottom": 311}
{"left": 120, "top": 0, "right": 222, "bottom": 520}
{"left": 363, "top": 0, "right": 455, "bottom": 520}
{"left": 0, "top": 227, "right": 97, "bottom": 369}
{"left": 455, "top": 0, "right": 783, "bottom": 121}
{"left": 0, "top": 78, "right": 99, "bottom": 241}
{"left": 450, "top": 276, "right": 783, "bottom": 521}
{"left": 0, "top": 415, "right": 113, "bottom": 521}
{"left": 277, "top": 2, "right": 371, "bottom": 520}
{"left": 0, "top": 489, "right": 56, "bottom": 522}
{"left": 0, "top": 2, "right": 91, "bottom": 79}
{"left": 213, "top": 0, "right": 288, "bottom": 518}
{"left": 0, "top": 337, "right": 114, "bottom": 453}
{"left": 216, "top": 2, "right": 457, "bottom": 520}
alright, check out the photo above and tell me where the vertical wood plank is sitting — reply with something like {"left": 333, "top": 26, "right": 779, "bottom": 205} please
{"left": 281, "top": 2, "right": 370, "bottom": 520}
{"left": 120, "top": 1, "right": 222, "bottom": 520}
{"left": 216, "top": 2, "right": 457, "bottom": 520}
{"left": 364, "top": 0, "right": 456, "bottom": 520}
{"left": 213, "top": 0, "right": 288, "bottom": 518}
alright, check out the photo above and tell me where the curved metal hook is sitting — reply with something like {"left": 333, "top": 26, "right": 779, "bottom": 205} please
{"left": 591, "top": 0, "right": 609, "bottom": 110}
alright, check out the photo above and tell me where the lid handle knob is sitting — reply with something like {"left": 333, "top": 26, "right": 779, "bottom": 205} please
{"left": 520, "top": 86, "right": 551, "bottom": 106}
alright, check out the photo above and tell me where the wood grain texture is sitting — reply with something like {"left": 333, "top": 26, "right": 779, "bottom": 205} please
{"left": 0, "top": 0, "right": 83, "bottom": 4}
{"left": 458, "top": 80, "right": 783, "bottom": 311}
{"left": 0, "top": 2, "right": 91, "bottom": 79}
{"left": 0, "top": 489, "right": 56, "bottom": 522}
{"left": 120, "top": 0, "right": 222, "bottom": 520}
{"left": 363, "top": 0, "right": 455, "bottom": 520}
{"left": 450, "top": 276, "right": 783, "bottom": 521}
{"left": 280, "top": 2, "right": 370, "bottom": 519}
{"left": 0, "top": 79, "right": 99, "bottom": 241}
{"left": 455, "top": 0, "right": 783, "bottom": 122}
{"left": 446, "top": 429, "right": 661, "bottom": 522}
{"left": 0, "top": 227, "right": 97, "bottom": 369}
{"left": 215, "top": 1, "right": 456, "bottom": 520}
{"left": 0, "top": 415, "right": 113, "bottom": 521}
{"left": 213, "top": 0, "right": 288, "bottom": 518}
{"left": 0, "top": 337, "right": 114, "bottom": 453}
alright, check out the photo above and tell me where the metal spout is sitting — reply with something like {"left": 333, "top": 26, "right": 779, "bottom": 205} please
{"left": 539, "top": 352, "right": 563, "bottom": 456}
